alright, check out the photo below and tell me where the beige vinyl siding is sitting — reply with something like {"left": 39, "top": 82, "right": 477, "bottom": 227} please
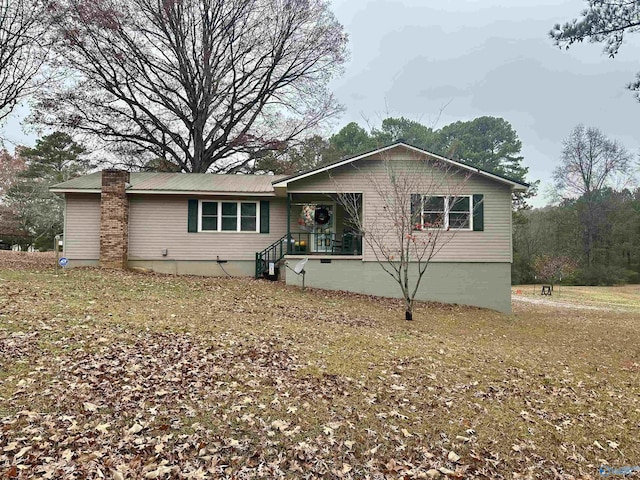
{"left": 128, "top": 195, "right": 287, "bottom": 261}
{"left": 287, "top": 148, "right": 513, "bottom": 263}
{"left": 65, "top": 193, "right": 101, "bottom": 260}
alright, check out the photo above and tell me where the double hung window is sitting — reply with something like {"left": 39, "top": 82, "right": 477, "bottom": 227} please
{"left": 199, "top": 201, "right": 259, "bottom": 232}
{"left": 419, "top": 195, "right": 472, "bottom": 230}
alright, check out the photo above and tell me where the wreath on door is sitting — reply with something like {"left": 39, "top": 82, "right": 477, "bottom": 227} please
{"left": 299, "top": 205, "right": 316, "bottom": 230}
{"left": 314, "top": 206, "right": 330, "bottom": 225}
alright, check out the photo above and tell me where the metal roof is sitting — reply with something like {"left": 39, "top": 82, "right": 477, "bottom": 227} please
{"left": 51, "top": 142, "right": 530, "bottom": 195}
{"left": 50, "top": 172, "right": 287, "bottom": 194}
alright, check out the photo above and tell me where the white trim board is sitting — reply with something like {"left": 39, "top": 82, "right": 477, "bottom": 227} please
{"left": 50, "top": 189, "right": 276, "bottom": 196}
{"left": 50, "top": 189, "right": 102, "bottom": 194}
{"left": 287, "top": 190, "right": 364, "bottom": 194}
{"left": 127, "top": 190, "right": 276, "bottom": 196}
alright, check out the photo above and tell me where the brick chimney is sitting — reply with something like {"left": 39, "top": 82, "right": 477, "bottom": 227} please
{"left": 100, "top": 169, "right": 130, "bottom": 269}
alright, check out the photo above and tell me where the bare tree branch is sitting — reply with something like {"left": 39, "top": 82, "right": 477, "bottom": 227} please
{"left": 0, "top": 0, "right": 53, "bottom": 125}
{"left": 31, "top": 0, "right": 348, "bottom": 173}
{"left": 554, "top": 124, "right": 633, "bottom": 197}
{"left": 553, "top": 124, "right": 634, "bottom": 266}
{"left": 335, "top": 154, "right": 478, "bottom": 320}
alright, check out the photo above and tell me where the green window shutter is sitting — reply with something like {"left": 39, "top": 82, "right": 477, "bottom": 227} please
{"left": 473, "top": 194, "right": 484, "bottom": 231}
{"left": 188, "top": 199, "right": 198, "bottom": 232}
{"left": 260, "top": 201, "right": 269, "bottom": 233}
{"left": 410, "top": 194, "right": 421, "bottom": 230}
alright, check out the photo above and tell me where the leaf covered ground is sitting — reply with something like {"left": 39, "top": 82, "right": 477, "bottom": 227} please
{"left": 0, "top": 253, "right": 639, "bottom": 479}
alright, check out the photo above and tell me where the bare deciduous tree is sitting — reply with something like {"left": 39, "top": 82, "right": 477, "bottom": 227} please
{"left": 4, "top": 132, "right": 88, "bottom": 249}
{"left": 33, "top": 0, "right": 348, "bottom": 173}
{"left": 532, "top": 254, "right": 577, "bottom": 290}
{"left": 337, "top": 157, "right": 477, "bottom": 321}
{"left": 0, "top": 148, "right": 25, "bottom": 198}
{"left": 0, "top": 0, "right": 51, "bottom": 125}
{"left": 553, "top": 125, "right": 633, "bottom": 265}
{"left": 0, "top": 204, "right": 29, "bottom": 247}
{"left": 554, "top": 125, "right": 633, "bottom": 197}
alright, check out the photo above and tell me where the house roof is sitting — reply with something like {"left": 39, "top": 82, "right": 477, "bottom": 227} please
{"left": 50, "top": 172, "right": 287, "bottom": 195}
{"left": 50, "top": 142, "right": 530, "bottom": 196}
{"left": 271, "top": 141, "right": 530, "bottom": 192}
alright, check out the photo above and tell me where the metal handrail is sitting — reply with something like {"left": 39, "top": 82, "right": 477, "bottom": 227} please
{"left": 255, "top": 232, "right": 363, "bottom": 278}
{"left": 255, "top": 234, "right": 288, "bottom": 278}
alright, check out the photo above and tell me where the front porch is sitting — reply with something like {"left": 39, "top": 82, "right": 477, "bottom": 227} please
{"left": 286, "top": 192, "right": 363, "bottom": 256}
{"left": 255, "top": 192, "right": 363, "bottom": 278}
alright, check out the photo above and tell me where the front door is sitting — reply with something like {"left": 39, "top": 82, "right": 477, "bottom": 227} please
{"left": 311, "top": 204, "right": 334, "bottom": 253}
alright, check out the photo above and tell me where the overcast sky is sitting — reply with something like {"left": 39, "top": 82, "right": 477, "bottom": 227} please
{"left": 3, "top": 0, "right": 640, "bottom": 206}
{"left": 327, "top": 0, "right": 640, "bottom": 206}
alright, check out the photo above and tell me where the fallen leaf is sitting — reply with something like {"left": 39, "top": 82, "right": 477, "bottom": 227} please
{"left": 14, "top": 446, "right": 32, "bottom": 459}
{"left": 271, "top": 419, "right": 289, "bottom": 431}
{"left": 447, "top": 451, "right": 460, "bottom": 463}
{"left": 4, "top": 466, "right": 18, "bottom": 478}
{"left": 3, "top": 442, "right": 18, "bottom": 452}
{"left": 128, "top": 423, "right": 144, "bottom": 434}
{"left": 96, "top": 423, "right": 110, "bottom": 434}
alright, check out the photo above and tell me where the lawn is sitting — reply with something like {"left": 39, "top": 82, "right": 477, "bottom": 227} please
{"left": 1, "top": 253, "right": 639, "bottom": 479}
{"left": 512, "top": 284, "right": 640, "bottom": 311}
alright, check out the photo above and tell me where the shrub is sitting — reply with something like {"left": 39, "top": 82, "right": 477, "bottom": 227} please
{"left": 572, "top": 265, "right": 630, "bottom": 286}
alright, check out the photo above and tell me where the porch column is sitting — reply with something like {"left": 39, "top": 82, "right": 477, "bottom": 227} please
{"left": 286, "top": 193, "right": 291, "bottom": 254}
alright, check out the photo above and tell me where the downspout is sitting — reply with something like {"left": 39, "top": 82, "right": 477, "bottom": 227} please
{"left": 63, "top": 194, "right": 67, "bottom": 256}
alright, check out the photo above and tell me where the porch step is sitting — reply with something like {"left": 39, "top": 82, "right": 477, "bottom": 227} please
{"left": 255, "top": 235, "right": 288, "bottom": 279}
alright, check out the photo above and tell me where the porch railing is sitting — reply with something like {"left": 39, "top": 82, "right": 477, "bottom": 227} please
{"left": 285, "top": 232, "right": 363, "bottom": 256}
{"left": 255, "top": 232, "right": 363, "bottom": 279}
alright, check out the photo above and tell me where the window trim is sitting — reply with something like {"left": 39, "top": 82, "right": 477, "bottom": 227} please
{"left": 197, "top": 200, "right": 260, "bottom": 233}
{"left": 419, "top": 195, "right": 473, "bottom": 231}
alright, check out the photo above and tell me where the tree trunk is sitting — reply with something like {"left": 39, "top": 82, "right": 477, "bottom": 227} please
{"left": 404, "top": 297, "right": 413, "bottom": 321}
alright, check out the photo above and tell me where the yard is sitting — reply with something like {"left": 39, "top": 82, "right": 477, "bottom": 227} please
{"left": 0, "top": 253, "right": 639, "bottom": 479}
{"left": 512, "top": 284, "right": 640, "bottom": 311}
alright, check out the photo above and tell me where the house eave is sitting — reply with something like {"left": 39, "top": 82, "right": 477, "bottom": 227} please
{"left": 125, "top": 189, "right": 277, "bottom": 196}
{"left": 49, "top": 188, "right": 101, "bottom": 194}
{"left": 49, "top": 188, "right": 278, "bottom": 196}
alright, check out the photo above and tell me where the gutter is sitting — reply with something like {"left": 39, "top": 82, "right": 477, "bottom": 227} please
{"left": 49, "top": 188, "right": 277, "bottom": 196}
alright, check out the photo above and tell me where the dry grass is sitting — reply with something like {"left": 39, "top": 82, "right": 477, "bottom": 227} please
{"left": 0, "top": 255, "right": 639, "bottom": 478}
{"left": 513, "top": 284, "right": 640, "bottom": 310}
